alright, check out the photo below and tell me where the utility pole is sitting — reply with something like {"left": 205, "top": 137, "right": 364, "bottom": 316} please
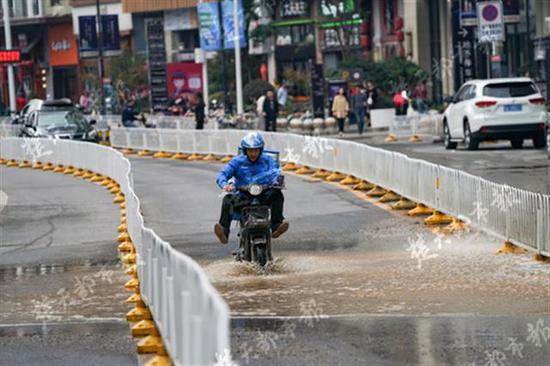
{"left": 2, "top": 0, "right": 16, "bottom": 114}
{"left": 218, "top": 1, "right": 231, "bottom": 115}
{"left": 233, "top": 0, "right": 243, "bottom": 115}
{"left": 95, "top": 0, "right": 104, "bottom": 115}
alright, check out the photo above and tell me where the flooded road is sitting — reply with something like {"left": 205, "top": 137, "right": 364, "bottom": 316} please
{"left": 130, "top": 157, "right": 550, "bottom": 365}
{"left": 0, "top": 165, "right": 136, "bottom": 365}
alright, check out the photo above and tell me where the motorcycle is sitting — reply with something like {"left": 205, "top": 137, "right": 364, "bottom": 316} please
{"left": 228, "top": 176, "right": 285, "bottom": 267}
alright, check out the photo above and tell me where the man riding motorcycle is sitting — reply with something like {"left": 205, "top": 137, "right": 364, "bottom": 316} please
{"left": 214, "top": 132, "right": 289, "bottom": 244}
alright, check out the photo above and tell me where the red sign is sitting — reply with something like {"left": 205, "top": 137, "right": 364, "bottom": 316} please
{"left": 48, "top": 23, "right": 78, "bottom": 67}
{"left": 0, "top": 50, "right": 21, "bottom": 63}
{"left": 167, "top": 62, "right": 203, "bottom": 98}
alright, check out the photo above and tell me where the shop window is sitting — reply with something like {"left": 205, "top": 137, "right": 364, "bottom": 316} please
{"left": 173, "top": 30, "right": 199, "bottom": 52}
{"left": 382, "top": 0, "right": 397, "bottom": 35}
{"left": 276, "top": 24, "right": 313, "bottom": 46}
{"left": 323, "top": 26, "right": 360, "bottom": 48}
{"left": 321, "top": 0, "right": 355, "bottom": 17}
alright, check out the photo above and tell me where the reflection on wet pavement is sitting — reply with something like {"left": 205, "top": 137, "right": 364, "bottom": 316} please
{"left": 0, "top": 262, "right": 129, "bottom": 325}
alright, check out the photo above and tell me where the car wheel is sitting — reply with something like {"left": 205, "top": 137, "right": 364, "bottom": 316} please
{"left": 463, "top": 121, "right": 479, "bottom": 151}
{"left": 532, "top": 133, "right": 545, "bottom": 149}
{"left": 443, "top": 121, "right": 457, "bottom": 150}
{"left": 511, "top": 138, "right": 524, "bottom": 149}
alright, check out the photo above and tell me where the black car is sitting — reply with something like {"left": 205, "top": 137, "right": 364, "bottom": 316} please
{"left": 19, "top": 99, "right": 98, "bottom": 142}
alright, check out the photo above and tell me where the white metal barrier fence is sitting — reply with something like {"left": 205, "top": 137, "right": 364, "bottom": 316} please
{"left": 110, "top": 127, "right": 550, "bottom": 256}
{"left": 0, "top": 138, "right": 230, "bottom": 365}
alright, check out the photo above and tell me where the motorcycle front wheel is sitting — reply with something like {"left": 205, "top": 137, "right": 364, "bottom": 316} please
{"left": 254, "top": 244, "right": 268, "bottom": 267}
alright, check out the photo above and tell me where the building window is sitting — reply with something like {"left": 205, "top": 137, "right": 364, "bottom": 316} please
{"left": 51, "top": 0, "right": 61, "bottom": 5}
{"left": 32, "top": 0, "right": 40, "bottom": 15}
{"left": 276, "top": 24, "right": 314, "bottom": 46}
{"left": 382, "top": 0, "right": 397, "bottom": 35}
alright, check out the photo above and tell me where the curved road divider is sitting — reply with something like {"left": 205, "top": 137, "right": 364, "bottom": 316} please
{"left": 108, "top": 127, "right": 550, "bottom": 260}
{"left": 0, "top": 138, "right": 230, "bottom": 366}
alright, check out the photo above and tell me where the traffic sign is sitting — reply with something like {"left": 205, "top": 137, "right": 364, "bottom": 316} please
{"left": 477, "top": 1, "right": 504, "bottom": 43}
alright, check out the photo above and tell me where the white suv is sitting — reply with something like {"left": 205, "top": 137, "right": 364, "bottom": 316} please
{"left": 442, "top": 78, "right": 548, "bottom": 150}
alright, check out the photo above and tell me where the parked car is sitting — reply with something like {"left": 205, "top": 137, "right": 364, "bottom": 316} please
{"left": 442, "top": 78, "right": 549, "bottom": 150}
{"left": 10, "top": 98, "right": 43, "bottom": 125}
{"left": 19, "top": 99, "right": 98, "bottom": 142}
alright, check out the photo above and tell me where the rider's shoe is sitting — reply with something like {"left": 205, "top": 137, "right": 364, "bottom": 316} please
{"left": 272, "top": 221, "right": 289, "bottom": 239}
{"left": 214, "top": 223, "right": 229, "bottom": 244}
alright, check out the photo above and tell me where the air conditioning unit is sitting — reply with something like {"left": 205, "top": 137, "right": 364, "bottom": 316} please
{"left": 545, "top": 17, "right": 550, "bottom": 36}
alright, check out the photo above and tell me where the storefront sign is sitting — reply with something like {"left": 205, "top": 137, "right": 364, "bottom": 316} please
{"left": 478, "top": 1, "right": 504, "bottom": 43}
{"left": 79, "top": 16, "right": 97, "bottom": 53}
{"left": 101, "top": 15, "right": 121, "bottom": 52}
{"left": 0, "top": 50, "right": 21, "bottom": 63}
{"left": 279, "top": 0, "right": 308, "bottom": 18}
{"left": 311, "top": 63, "right": 325, "bottom": 118}
{"left": 167, "top": 62, "right": 203, "bottom": 99}
{"left": 198, "top": 3, "right": 222, "bottom": 51}
{"left": 48, "top": 23, "right": 78, "bottom": 67}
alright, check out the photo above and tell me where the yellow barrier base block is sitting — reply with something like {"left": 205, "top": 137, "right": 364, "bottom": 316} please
{"left": 340, "top": 175, "right": 360, "bottom": 185}
{"left": 379, "top": 191, "right": 400, "bottom": 203}
{"left": 496, "top": 241, "right": 528, "bottom": 255}
{"left": 409, "top": 135, "right": 422, "bottom": 143}
{"left": 122, "top": 148, "right": 136, "bottom": 155}
{"left": 113, "top": 193, "right": 125, "bottom": 204}
{"left": 138, "top": 150, "right": 153, "bottom": 157}
{"left": 187, "top": 153, "right": 203, "bottom": 161}
{"left": 118, "top": 241, "right": 134, "bottom": 253}
{"left": 326, "top": 171, "right": 345, "bottom": 182}
{"left": 312, "top": 169, "right": 331, "bottom": 179}
{"left": 126, "top": 307, "right": 152, "bottom": 322}
{"left": 90, "top": 174, "right": 104, "bottom": 182}
{"left": 171, "top": 152, "right": 189, "bottom": 160}
{"left": 153, "top": 151, "right": 172, "bottom": 159}
{"left": 6, "top": 159, "right": 18, "bottom": 167}
{"left": 203, "top": 153, "right": 218, "bottom": 161}
{"left": 282, "top": 162, "right": 298, "bottom": 171}
{"left": 120, "top": 201, "right": 126, "bottom": 209}
{"left": 118, "top": 231, "right": 130, "bottom": 243}
{"left": 125, "top": 264, "right": 137, "bottom": 278}
{"left": 122, "top": 253, "right": 136, "bottom": 265}
{"left": 352, "top": 180, "right": 374, "bottom": 191}
{"left": 42, "top": 162, "right": 55, "bottom": 171}
{"left": 385, "top": 134, "right": 398, "bottom": 143}
{"left": 109, "top": 184, "right": 121, "bottom": 194}
{"left": 106, "top": 180, "right": 117, "bottom": 189}
{"left": 63, "top": 166, "right": 75, "bottom": 174}
{"left": 82, "top": 170, "right": 94, "bottom": 179}
{"left": 533, "top": 253, "right": 550, "bottom": 263}
{"left": 124, "top": 278, "right": 140, "bottom": 291}
{"left": 73, "top": 169, "right": 85, "bottom": 177}
{"left": 220, "top": 155, "right": 233, "bottom": 163}
{"left": 117, "top": 222, "right": 128, "bottom": 233}
{"left": 32, "top": 161, "right": 43, "bottom": 169}
{"left": 53, "top": 164, "right": 65, "bottom": 172}
{"left": 126, "top": 293, "right": 145, "bottom": 307}
{"left": 425, "top": 211, "right": 453, "bottom": 225}
{"left": 391, "top": 198, "right": 417, "bottom": 210}
{"left": 145, "top": 355, "right": 171, "bottom": 366}
{"left": 442, "top": 218, "right": 468, "bottom": 233}
{"left": 366, "top": 186, "right": 386, "bottom": 197}
{"left": 408, "top": 203, "right": 433, "bottom": 217}
{"left": 137, "top": 335, "right": 163, "bottom": 354}
{"left": 131, "top": 320, "right": 158, "bottom": 337}
{"left": 295, "top": 165, "right": 314, "bottom": 175}
{"left": 120, "top": 211, "right": 126, "bottom": 221}
{"left": 0, "top": 158, "right": 6, "bottom": 165}
{"left": 19, "top": 160, "right": 31, "bottom": 168}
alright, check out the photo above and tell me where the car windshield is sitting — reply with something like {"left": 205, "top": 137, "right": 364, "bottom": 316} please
{"left": 483, "top": 82, "right": 538, "bottom": 98}
{"left": 37, "top": 111, "right": 87, "bottom": 128}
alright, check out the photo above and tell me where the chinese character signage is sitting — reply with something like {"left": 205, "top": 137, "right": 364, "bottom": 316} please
{"left": 0, "top": 50, "right": 21, "bottom": 63}
{"left": 78, "top": 16, "right": 97, "bottom": 53}
{"left": 101, "top": 15, "right": 120, "bottom": 52}
{"left": 477, "top": 1, "right": 504, "bottom": 43}
{"left": 198, "top": 3, "right": 222, "bottom": 51}
{"left": 146, "top": 18, "right": 169, "bottom": 112}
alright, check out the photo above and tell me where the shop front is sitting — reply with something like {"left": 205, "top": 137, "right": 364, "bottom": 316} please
{"left": 48, "top": 22, "right": 79, "bottom": 101}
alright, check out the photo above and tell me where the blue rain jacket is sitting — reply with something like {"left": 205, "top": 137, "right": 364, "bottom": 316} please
{"left": 216, "top": 153, "right": 281, "bottom": 190}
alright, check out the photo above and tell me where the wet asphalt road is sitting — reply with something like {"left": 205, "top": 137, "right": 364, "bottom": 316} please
{"left": 129, "top": 156, "right": 550, "bottom": 366}
{"left": 340, "top": 132, "right": 550, "bottom": 194}
{"left": 0, "top": 165, "right": 137, "bottom": 366}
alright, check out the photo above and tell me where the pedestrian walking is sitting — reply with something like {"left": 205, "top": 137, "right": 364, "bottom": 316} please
{"left": 365, "top": 80, "right": 378, "bottom": 127}
{"left": 351, "top": 85, "right": 367, "bottom": 135}
{"left": 277, "top": 81, "right": 288, "bottom": 108}
{"left": 332, "top": 88, "right": 349, "bottom": 137}
{"left": 412, "top": 81, "right": 428, "bottom": 114}
{"left": 256, "top": 91, "right": 266, "bottom": 130}
{"left": 194, "top": 92, "right": 206, "bottom": 130}
{"left": 263, "top": 90, "right": 279, "bottom": 132}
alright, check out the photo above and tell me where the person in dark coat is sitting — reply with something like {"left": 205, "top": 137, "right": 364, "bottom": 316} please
{"left": 194, "top": 92, "right": 206, "bottom": 129}
{"left": 262, "top": 90, "right": 279, "bottom": 132}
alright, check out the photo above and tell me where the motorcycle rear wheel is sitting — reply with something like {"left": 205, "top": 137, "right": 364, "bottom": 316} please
{"left": 254, "top": 244, "right": 268, "bottom": 267}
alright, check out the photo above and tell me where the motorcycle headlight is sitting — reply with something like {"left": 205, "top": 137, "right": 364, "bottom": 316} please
{"left": 248, "top": 184, "right": 263, "bottom": 196}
